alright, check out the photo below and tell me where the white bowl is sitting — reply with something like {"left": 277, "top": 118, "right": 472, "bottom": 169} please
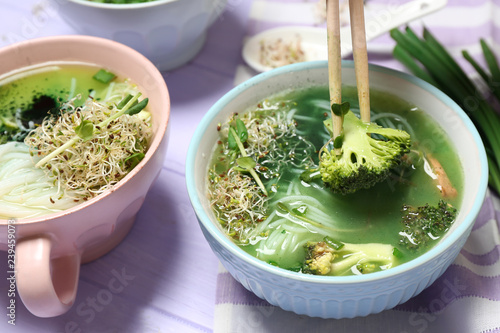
{"left": 53, "top": 0, "right": 227, "bottom": 71}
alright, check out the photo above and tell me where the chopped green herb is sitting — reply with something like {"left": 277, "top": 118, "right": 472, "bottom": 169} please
{"left": 235, "top": 118, "right": 248, "bottom": 142}
{"left": 93, "top": 69, "right": 116, "bottom": 84}
{"left": 117, "top": 94, "right": 133, "bottom": 109}
{"left": 125, "top": 98, "right": 148, "bottom": 115}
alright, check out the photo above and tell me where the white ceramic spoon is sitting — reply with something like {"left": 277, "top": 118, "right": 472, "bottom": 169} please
{"left": 242, "top": 0, "right": 448, "bottom": 73}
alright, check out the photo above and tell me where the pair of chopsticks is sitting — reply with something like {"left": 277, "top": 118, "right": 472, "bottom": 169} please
{"left": 327, "top": 0, "right": 370, "bottom": 139}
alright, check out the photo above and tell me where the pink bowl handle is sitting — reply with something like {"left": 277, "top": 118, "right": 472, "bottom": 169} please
{"left": 15, "top": 236, "right": 81, "bottom": 317}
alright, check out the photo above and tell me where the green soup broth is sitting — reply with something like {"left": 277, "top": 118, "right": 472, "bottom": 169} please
{"left": 0, "top": 63, "right": 123, "bottom": 143}
{"left": 208, "top": 85, "right": 463, "bottom": 276}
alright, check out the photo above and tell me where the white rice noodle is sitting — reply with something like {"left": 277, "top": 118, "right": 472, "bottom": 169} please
{"left": 255, "top": 225, "right": 310, "bottom": 260}
{"left": 0, "top": 142, "right": 80, "bottom": 219}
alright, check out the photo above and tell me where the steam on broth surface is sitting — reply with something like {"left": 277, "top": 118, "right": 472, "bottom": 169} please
{"left": 207, "top": 86, "right": 463, "bottom": 276}
{"left": 0, "top": 62, "right": 152, "bottom": 219}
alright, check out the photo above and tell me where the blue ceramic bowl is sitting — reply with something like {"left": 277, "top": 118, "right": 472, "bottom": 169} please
{"left": 186, "top": 61, "right": 488, "bottom": 318}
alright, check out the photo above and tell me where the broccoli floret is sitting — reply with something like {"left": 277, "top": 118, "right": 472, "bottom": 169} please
{"left": 303, "top": 241, "right": 336, "bottom": 275}
{"left": 302, "top": 237, "right": 396, "bottom": 276}
{"left": 320, "top": 110, "right": 411, "bottom": 194}
{"left": 399, "top": 200, "right": 457, "bottom": 251}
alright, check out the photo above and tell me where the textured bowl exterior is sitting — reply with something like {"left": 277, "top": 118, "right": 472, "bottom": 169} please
{"left": 53, "top": 0, "right": 227, "bottom": 71}
{"left": 200, "top": 219, "right": 471, "bottom": 318}
{"left": 186, "top": 61, "right": 488, "bottom": 318}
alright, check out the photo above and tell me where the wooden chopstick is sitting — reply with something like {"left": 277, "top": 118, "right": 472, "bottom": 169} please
{"left": 326, "top": 0, "right": 343, "bottom": 140}
{"left": 349, "top": 0, "right": 371, "bottom": 123}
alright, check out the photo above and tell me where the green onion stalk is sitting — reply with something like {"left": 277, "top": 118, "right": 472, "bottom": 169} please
{"left": 390, "top": 26, "right": 500, "bottom": 194}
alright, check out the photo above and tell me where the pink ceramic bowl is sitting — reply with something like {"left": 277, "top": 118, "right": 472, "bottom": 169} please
{"left": 0, "top": 36, "right": 170, "bottom": 317}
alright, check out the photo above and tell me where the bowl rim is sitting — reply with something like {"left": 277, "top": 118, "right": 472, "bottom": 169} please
{"left": 61, "top": 0, "right": 178, "bottom": 9}
{"left": 186, "top": 60, "right": 489, "bottom": 284}
{"left": 0, "top": 35, "right": 170, "bottom": 225}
